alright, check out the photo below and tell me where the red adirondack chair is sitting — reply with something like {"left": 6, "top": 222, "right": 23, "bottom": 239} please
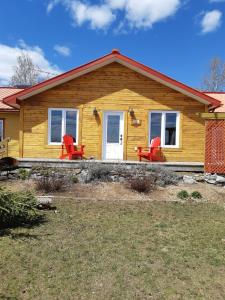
{"left": 137, "top": 137, "right": 164, "bottom": 162}
{"left": 60, "top": 135, "right": 85, "bottom": 160}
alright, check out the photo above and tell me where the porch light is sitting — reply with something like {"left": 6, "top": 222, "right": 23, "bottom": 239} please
{"left": 93, "top": 107, "right": 98, "bottom": 116}
{"left": 129, "top": 107, "right": 135, "bottom": 117}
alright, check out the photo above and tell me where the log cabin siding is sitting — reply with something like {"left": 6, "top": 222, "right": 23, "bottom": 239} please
{"left": 0, "top": 112, "right": 20, "bottom": 157}
{"left": 20, "top": 62, "right": 206, "bottom": 162}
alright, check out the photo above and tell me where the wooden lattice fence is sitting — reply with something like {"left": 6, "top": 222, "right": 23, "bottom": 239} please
{"left": 205, "top": 120, "right": 225, "bottom": 174}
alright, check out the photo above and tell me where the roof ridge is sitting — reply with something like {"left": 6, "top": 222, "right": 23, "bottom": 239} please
{"left": 2, "top": 50, "right": 221, "bottom": 108}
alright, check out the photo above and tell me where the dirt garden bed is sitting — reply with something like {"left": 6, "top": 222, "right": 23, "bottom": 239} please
{"left": 1, "top": 177, "right": 225, "bottom": 205}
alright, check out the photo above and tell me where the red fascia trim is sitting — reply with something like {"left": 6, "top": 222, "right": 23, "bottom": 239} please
{"left": 203, "top": 91, "right": 225, "bottom": 94}
{"left": 3, "top": 52, "right": 115, "bottom": 106}
{"left": 3, "top": 51, "right": 221, "bottom": 108}
{"left": 116, "top": 53, "right": 221, "bottom": 107}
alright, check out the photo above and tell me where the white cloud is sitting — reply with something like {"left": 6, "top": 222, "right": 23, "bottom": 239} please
{"left": 47, "top": 0, "right": 182, "bottom": 30}
{"left": 47, "top": 0, "right": 61, "bottom": 13}
{"left": 54, "top": 44, "right": 71, "bottom": 56}
{"left": 107, "top": 0, "right": 126, "bottom": 9}
{"left": 124, "top": 0, "right": 180, "bottom": 28}
{"left": 69, "top": 1, "right": 115, "bottom": 29}
{"left": 0, "top": 40, "right": 62, "bottom": 85}
{"left": 201, "top": 10, "right": 222, "bottom": 34}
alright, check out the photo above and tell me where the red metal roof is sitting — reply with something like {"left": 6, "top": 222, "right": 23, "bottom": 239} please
{"left": 0, "top": 87, "right": 23, "bottom": 111}
{"left": 3, "top": 50, "right": 221, "bottom": 108}
{"left": 204, "top": 92, "right": 225, "bottom": 112}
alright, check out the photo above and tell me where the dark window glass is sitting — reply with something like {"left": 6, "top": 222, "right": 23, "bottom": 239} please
{"left": 0, "top": 120, "right": 3, "bottom": 141}
{"left": 107, "top": 115, "right": 120, "bottom": 143}
{"left": 66, "top": 111, "right": 77, "bottom": 141}
{"left": 165, "top": 113, "right": 177, "bottom": 145}
{"left": 51, "top": 110, "right": 62, "bottom": 143}
{"left": 150, "top": 113, "right": 162, "bottom": 141}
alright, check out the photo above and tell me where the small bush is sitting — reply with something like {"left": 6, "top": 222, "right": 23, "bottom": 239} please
{"left": 177, "top": 190, "right": 189, "bottom": 200}
{"left": 70, "top": 175, "right": 78, "bottom": 184}
{"left": 191, "top": 191, "right": 202, "bottom": 199}
{"left": 0, "top": 189, "right": 42, "bottom": 227}
{"left": 18, "top": 168, "right": 30, "bottom": 180}
{"left": 35, "top": 176, "right": 68, "bottom": 193}
{"left": 129, "top": 177, "right": 156, "bottom": 193}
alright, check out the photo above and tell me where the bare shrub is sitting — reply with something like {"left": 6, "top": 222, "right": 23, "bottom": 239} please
{"left": 87, "top": 163, "right": 114, "bottom": 182}
{"left": 33, "top": 166, "right": 69, "bottom": 193}
{"left": 35, "top": 176, "right": 68, "bottom": 193}
{"left": 128, "top": 177, "right": 156, "bottom": 193}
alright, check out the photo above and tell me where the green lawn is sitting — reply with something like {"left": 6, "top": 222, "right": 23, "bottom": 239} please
{"left": 1, "top": 198, "right": 225, "bottom": 299}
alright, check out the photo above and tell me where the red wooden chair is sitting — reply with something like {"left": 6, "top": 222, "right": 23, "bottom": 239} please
{"left": 59, "top": 135, "right": 85, "bottom": 160}
{"left": 137, "top": 137, "right": 164, "bottom": 162}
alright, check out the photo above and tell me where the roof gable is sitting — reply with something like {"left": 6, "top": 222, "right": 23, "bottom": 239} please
{"left": 0, "top": 87, "right": 23, "bottom": 111}
{"left": 204, "top": 92, "right": 225, "bottom": 112}
{"left": 3, "top": 49, "right": 221, "bottom": 108}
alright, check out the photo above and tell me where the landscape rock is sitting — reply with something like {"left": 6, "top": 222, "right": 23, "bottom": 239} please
{"left": 37, "top": 196, "right": 54, "bottom": 210}
{"left": 194, "top": 175, "right": 205, "bottom": 182}
{"left": 73, "top": 168, "right": 82, "bottom": 175}
{"left": 37, "top": 196, "right": 53, "bottom": 205}
{"left": 204, "top": 174, "right": 217, "bottom": 184}
{"left": 183, "top": 175, "right": 196, "bottom": 184}
{"left": 216, "top": 175, "right": 225, "bottom": 184}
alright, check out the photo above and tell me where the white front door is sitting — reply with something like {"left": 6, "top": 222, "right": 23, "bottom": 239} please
{"left": 103, "top": 112, "right": 124, "bottom": 160}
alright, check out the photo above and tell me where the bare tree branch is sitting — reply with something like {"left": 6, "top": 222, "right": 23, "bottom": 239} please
{"left": 201, "top": 57, "right": 225, "bottom": 92}
{"left": 10, "top": 52, "right": 40, "bottom": 87}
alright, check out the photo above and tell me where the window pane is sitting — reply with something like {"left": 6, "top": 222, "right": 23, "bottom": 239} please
{"left": 51, "top": 110, "right": 62, "bottom": 143}
{"left": 107, "top": 115, "right": 120, "bottom": 143}
{"left": 150, "top": 113, "right": 162, "bottom": 141}
{"left": 165, "top": 113, "right": 177, "bottom": 145}
{"left": 66, "top": 111, "right": 77, "bottom": 141}
{"left": 0, "top": 120, "right": 3, "bottom": 141}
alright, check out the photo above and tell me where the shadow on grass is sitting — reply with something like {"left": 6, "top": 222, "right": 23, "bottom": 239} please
{"left": 0, "top": 215, "right": 47, "bottom": 239}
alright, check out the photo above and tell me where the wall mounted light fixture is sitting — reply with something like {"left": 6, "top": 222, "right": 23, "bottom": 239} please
{"left": 93, "top": 107, "right": 98, "bottom": 116}
{"left": 129, "top": 107, "right": 135, "bottom": 117}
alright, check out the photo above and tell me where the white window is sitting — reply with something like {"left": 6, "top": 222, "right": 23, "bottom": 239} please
{"left": 0, "top": 120, "right": 3, "bottom": 141}
{"left": 48, "top": 109, "right": 79, "bottom": 145}
{"left": 149, "top": 111, "right": 180, "bottom": 148}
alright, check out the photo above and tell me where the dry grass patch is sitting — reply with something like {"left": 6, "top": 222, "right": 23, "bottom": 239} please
{"left": 1, "top": 198, "right": 225, "bottom": 299}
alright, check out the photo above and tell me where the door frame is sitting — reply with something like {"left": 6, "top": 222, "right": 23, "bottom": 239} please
{"left": 102, "top": 111, "right": 125, "bottom": 160}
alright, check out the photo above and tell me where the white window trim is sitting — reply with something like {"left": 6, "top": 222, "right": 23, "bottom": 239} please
{"left": 48, "top": 108, "right": 79, "bottom": 145}
{"left": 149, "top": 111, "right": 180, "bottom": 148}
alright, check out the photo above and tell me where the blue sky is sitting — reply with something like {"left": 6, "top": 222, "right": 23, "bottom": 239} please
{"left": 0, "top": 0, "right": 224, "bottom": 88}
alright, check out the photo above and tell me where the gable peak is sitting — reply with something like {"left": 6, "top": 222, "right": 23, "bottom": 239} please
{"left": 111, "top": 49, "right": 120, "bottom": 54}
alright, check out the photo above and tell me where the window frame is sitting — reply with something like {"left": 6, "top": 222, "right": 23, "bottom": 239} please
{"left": 149, "top": 111, "right": 180, "bottom": 148}
{"left": 0, "top": 119, "right": 4, "bottom": 141}
{"left": 48, "top": 108, "right": 79, "bottom": 145}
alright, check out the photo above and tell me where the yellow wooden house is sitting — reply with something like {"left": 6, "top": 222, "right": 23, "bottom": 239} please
{"left": 2, "top": 50, "right": 222, "bottom": 162}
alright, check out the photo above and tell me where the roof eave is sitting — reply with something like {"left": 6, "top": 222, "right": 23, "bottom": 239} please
{"left": 3, "top": 51, "right": 221, "bottom": 108}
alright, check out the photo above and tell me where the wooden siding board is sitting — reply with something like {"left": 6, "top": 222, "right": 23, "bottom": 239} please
{"left": 20, "top": 62, "right": 206, "bottom": 162}
{"left": 0, "top": 112, "right": 20, "bottom": 158}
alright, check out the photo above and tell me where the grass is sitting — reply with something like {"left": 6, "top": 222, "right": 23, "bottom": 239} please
{"left": 1, "top": 199, "right": 225, "bottom": 299}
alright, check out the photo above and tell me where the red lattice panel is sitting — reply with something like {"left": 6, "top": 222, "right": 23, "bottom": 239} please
{"left": 205, "top": 120, "right": 225, "bottom": 174}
